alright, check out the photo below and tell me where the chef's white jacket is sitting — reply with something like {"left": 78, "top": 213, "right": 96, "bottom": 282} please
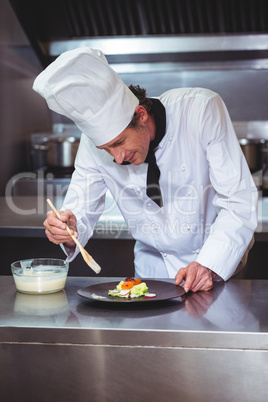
{"left": 62, "top": 88, "right": 258, "bottom": 280}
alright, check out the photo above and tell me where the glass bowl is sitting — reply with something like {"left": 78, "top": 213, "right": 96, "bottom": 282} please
{"left": 11, "top": 258, "right": 69, "bottom": 294}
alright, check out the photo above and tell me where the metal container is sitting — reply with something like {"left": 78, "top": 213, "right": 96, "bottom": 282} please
{"left": 261, "top": 140, "right": 268, "bottom": 194}
{"left": 239, "top": 138, "right": 264, "bottom": 173}
{"left": 34, "top": 136, "right": 80, "bottom": 168}
{"left": 261, "top": 140, "right": 268, "bottom": 167}
{"left": 45, "top": 136, "right": 80, "bottom": 168}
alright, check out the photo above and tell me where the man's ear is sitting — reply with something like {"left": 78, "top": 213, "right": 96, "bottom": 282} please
{"left": 134, "top": 105, "right": 148, "bottom": 122}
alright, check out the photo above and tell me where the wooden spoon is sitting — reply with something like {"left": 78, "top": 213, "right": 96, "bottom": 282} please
{"left": 46, "top": 198, "right": 101, "bottom": 274}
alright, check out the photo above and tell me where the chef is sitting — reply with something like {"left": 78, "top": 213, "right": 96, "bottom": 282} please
{"left": 33, "top": 47, "right": 258, "bottom": 293}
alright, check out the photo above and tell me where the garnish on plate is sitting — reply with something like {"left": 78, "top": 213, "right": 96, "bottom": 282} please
{"left": 108, "top": 276, "right": 156, "bottom": 298}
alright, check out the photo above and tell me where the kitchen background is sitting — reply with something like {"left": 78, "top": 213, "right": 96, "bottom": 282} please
{"left": 0, "top": 0, "right": 268, "bottom": 277}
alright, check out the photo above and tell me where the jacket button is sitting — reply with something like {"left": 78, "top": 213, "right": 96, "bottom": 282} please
{"left": 152, "top": 223, "right": 160, "bottom": 233}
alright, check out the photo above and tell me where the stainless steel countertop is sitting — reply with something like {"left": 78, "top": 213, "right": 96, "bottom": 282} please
{"left": 0, "top": 276, "right": 267, "bottom": 349}
{"left": 0, "top": 195, "right": 267, "bottom": 240}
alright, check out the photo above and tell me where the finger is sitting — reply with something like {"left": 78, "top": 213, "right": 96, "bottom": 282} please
{"left": 45, "top": 229, "right": 68, "bottom": 245}
{"left": 45, "top": 225, "right": 70, "bottom": 242}
{"left": 183, "top": 267, "right": 197, "bottom": 293}
{"left": 46, "top": 212, "right": 66, "bottom": 230}
{"left": 191, "top": 281, "right": 213, "bottom": 293}
{"left": 175, "top": 268, "right": 187, "bottom": 286}
{"left": 191, "top": 268, "right": 215, "bottom": 292}
{"left": 191, "top": 275, "right": 214, "bottom": 292}
{"left": 45, "top": 222, "right": 52, "bottom": 231}
{"left": 185, "top": 265, "right": 214, "bottom": 292}
{"left": 47, "top": 209, "right": 68, "bottom": 223}
{"left": 43, "top": 218, "right": 65, "bottom": 233}
{"left": 58, "top": 211, "right": 71, "bottom": 223}
{"left": 45, "top": 224, "right": 73, "bottom": 242}
{"left": 68, "top": 218, "right": 77, "bottom": 232}
{"left": 44, "top": 214, "right": 71, "bottom": 237}
{"left": 66, "top": 216, "right": 78, "bottom": 235}
{"left": 59, "top": 211, "right": 78, "bottom": 236}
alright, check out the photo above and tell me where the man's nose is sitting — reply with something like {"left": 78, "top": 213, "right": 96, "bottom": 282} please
{"left": 112, "top": 148, "right": 125, "bottom": 164}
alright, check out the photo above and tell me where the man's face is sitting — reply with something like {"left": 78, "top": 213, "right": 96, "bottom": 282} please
{"left": 97, "top": 124, "right": 151, "bottom": 166}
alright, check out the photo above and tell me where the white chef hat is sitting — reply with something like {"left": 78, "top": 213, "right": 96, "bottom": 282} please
{"left": 32, "top": 47, "right": 139, "bottom": 146}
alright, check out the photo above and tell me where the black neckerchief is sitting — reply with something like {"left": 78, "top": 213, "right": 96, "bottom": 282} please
{"left": 116, "top": 98, "right": 166, "bottom": 207}
{"left": 144, "top": 98, "right": 166, "bottom": 207}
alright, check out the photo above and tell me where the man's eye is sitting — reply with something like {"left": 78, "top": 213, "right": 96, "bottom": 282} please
{"left": 114, "top": 140, "right": 124, "bottom": 147}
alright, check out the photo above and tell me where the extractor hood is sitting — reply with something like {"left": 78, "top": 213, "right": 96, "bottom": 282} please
{"left": 9, "top": 0, "right": 268, "bottom": 67}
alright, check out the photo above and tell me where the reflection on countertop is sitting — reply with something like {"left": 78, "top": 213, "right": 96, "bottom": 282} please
{"left": 0, "top": 277, "right": 266, "bottom": 337}
{"left": 73, "top": 280, "right": 259, "bottom": 333}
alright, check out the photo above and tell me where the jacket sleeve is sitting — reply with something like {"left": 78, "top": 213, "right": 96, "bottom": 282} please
{"left": 60, "top": 133, "right": 107, "bottom": 261}
{"left": 195, "top": 93, "right": 258, "bottom": 280}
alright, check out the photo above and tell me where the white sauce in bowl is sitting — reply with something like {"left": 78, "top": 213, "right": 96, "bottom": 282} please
{"left": 13, "top": 266, "right": 67, "bottom": 294}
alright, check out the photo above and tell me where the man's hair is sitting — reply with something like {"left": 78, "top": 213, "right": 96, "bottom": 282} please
{"left": 128, "top": 85, "right": 153, "bottom": 128}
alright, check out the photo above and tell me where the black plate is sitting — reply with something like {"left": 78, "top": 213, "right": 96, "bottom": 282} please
{"left": 77, "top": 280, "right": 185, "bottom": 303}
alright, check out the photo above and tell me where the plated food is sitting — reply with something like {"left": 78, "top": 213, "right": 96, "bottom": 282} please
{"left": 77, "top": 279, "right": 185, "bottom": 303}
{"left": 108, "top": 277, "right": 156, "bottom": 299}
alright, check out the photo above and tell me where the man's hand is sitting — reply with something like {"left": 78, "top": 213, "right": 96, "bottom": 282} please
{"left": 175, "top": 261, "right": 216, "bottom": 293}
{"left": 43, "top": 209, "right": 78, "bottom": 248}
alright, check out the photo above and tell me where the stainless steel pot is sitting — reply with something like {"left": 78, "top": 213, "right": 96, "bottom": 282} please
{"left": 239, "top": 138, "right": 264, "bottom": 173}
{"left": 35, "top": 136, "right": 80, "bottom": 168}
{"left": 261, "top": 140, "right": 268, "bottom": 194}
